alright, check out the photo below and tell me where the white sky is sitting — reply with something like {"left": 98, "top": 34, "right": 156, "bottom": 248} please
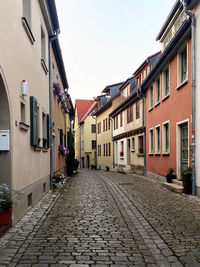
{"left": 56, "top": 0, "right": 176, "bottom": 104}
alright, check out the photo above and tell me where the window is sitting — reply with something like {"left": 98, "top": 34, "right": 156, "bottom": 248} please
{"left": 163, "top": 67, "right": 169, "bottom": 97}
{"left": 105, "top": 118, "right": 108, "bottom": 131}
{"left": 136, "top": 102, "right": 140, "bottom": 119}
{"left": 132, "top": 138, "right": 135, "bottom": 151}
{"left": 42, "top": 112, "right": 47, "bottom": 148}
{"left": 103, "top": 144, "right": 105, "bottom": 156}
{"left": 98, "top": 145, "right": 101, "bottom": 156}
{"left": 30, "top": 96, "right": 40, "bottom": 146}
{"left": 81, "top": 125, "right": 84, "bottom": 135}
{"left": 116, "top": 115, "right": 118, "bottom": 129}
{"left": 108, "top": 143, "right": 111, "bottom": 156}
{"left": 106, "top": 143, "right": 108, "bottom": 156}
{"left": 23, "top": 0, "right": 31, "bottom": 27}
{"left": 103, "top": 119, "right": 105, "bottom": 132}
{"left": 41, "top": 26, "right": 46, "bottom": 62}
{"left": 114, "top": 116, "right": 118, "bottom": 129}
{"left": 21, "top": 102, "right": 26, "bottom": 123}
{"left": 149, "top": 129, "right": 154, "bottom": 154}
{"left": 121, "top": 141, "right": 124, "bottom": 153}
{"left": 163, "top": 122, "right": 169, "bottom": 153}
{"left": 138, "top": 136, "right": 144, "bottom": 154}
{"left": 98, "top": 122, "right": 101, "bottom": 134}
{"left": 155, "top": 126, "right": 161, "bottom": 153}
{"left": 81, "top": 141, "right": 84, "bottom": 150}
{"left": 178, "top": 46, "right": 187, "bottom": 85}
{"left": 127, "top": 105, "right": 133, "bottom": 123}
{"left": 91, "top": 124, "right": 96, "bottom": 133}
{"left": 149, "top": 85, "right": 153, "bottom": 109}
{"left": 92, "top": 140, "right": 96, "bottom": 150}
{"left": 59, "top": 129, "right": 63, "bottom": 145}
{"left": 120, "top": 112, "right": 123, "bottom": 127}
{"left": 108, "top": 118, "right": 110, "bottom": 129}
{"left": 155, "top": 77, "right": 160, "bottom": 104}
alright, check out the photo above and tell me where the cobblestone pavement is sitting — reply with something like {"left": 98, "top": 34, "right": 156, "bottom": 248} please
{"left": 0, "top": 169, "right": 200, "bottom": 266}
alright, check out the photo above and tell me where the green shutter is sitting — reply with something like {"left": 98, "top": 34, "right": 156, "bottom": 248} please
{"left": 30, "top": 96, "right": 38, "bottom": 146}
{"left": 47, "top": 114, "right": 51, "bottom": 148}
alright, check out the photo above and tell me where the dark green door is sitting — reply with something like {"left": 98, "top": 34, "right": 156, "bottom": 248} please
{"left": 181, "top": 123, "right": 188, "bottom": 173}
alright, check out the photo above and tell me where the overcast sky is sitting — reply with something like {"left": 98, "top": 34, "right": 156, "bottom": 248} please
{"left": 56, "top": 0, "right": 176, "bottom": 104}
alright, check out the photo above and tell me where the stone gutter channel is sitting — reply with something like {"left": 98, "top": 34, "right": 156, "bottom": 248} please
{"left": 98, "top": 173, "right": 183, "bottom": 267}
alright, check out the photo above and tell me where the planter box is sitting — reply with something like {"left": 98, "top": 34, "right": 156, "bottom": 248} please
{"left": 0, "top": 209, "right": 12, "bottom": 225}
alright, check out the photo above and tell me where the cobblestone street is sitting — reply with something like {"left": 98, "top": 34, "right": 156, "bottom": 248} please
{"left": 0, "top": 169, "right": 200, "bottom": 266}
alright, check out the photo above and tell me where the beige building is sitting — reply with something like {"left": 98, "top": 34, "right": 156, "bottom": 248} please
{"left": 95, "top": 83, "right": 124, "bottom": 170}
{"left": 0, "top": 0, "right": 64, "bottom": 224}
{"left": 110, "top": 78, "right": 144, "bottom": 174}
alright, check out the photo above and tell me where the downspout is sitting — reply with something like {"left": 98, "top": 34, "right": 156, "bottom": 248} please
{"left": 182, "top": 1, "right": 196, "bottom": 195}
{"left": 49, "top": 30, "right": 60, "bottom": 187}
{"left": 143, "top": 96, "right": 146, "bottom": 175}
{"left": 110, "top": 118, "right": 115, "bottom": 169}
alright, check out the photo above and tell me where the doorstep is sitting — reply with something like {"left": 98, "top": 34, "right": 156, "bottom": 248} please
{"left": 163, "top": 179, "right": 184, "bottom": 193}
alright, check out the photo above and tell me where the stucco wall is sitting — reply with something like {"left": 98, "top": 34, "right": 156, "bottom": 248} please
{"left": 146, "top": 37, "right": 192, "bottom": 178}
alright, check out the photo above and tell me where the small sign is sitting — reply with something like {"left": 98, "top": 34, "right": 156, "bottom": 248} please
{"left": 21, "top": 80, "right": 28, "bottom": 96}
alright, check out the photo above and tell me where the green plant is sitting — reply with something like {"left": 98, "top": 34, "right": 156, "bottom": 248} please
{"left": 167, "top": 168, "right": 174, "bottom": 175}
{"left": 0, "top": 184, "right": 12, "bottom": 210}
{"left": 181, "top": 166, "right": 192, "bottom": 177}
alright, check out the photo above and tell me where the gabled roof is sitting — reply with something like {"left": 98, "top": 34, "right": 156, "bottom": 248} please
{"left": 102, "top": 82, "right": 124, "bottom": 93}
{"left": 79, "top": 102, "right": 98, "bottom": 124}
{"left": 133, "top": 51, "right": 161, "bottom": 76}
{"left": 156, "top": 0, "right": 181, "bottom": 41}
{"left": 75, "top": 99, "right": 94, "bottom": 123}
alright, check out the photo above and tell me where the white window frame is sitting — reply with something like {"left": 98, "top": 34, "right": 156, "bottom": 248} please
{"left": 162, "top": 66, "right": 170, "bottom": 100}
{"left": 155, "top": 125, "right": 161, "bottom": 154}
{"left": 162, "top": 121, "right": 170, "bottom": 154}
{"left": 149, "top": 85, "right": 154, "bottom": 110}
{"left": 149, "top": 128, "right": 154, "bottom": 154}
{"left": 155, "top": 77, "right": 161, "bottom": 105}
{"left": 177, "top": 42, "right": 188, "bottom": 88}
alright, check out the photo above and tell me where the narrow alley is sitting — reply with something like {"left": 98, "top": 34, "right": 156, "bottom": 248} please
{"left": 0, "top": 170, "right": 200, "bottom": 266}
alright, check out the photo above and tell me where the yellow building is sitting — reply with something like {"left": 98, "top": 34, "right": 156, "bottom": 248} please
{"left": 95, "top": 82, "right": 124, "bottom": 170}
{"left": 74, "top": 100, "right": 97, "bottom": 168}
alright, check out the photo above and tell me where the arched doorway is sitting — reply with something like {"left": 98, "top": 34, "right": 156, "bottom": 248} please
{"left": 86, "top": 154, "right": 90, "bottom": 169}
{"left": 0, "top": 72, "right": 11, "bottom": 186}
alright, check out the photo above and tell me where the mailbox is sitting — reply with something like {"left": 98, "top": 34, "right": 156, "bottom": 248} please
{"left": 0, "top": 130, "right": 10, "bottom": 151}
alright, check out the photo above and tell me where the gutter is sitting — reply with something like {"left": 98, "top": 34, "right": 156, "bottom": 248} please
{"left": 182, "top": 0, "right": 196, "bottom": 195}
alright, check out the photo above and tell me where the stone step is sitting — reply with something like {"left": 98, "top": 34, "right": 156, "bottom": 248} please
{"left": 163, "top": 180, "right": 184, "bottom": 193}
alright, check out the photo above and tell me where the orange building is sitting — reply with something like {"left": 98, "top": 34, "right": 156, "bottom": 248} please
{"left": 142, "top": 3, "right": 192, "bottom": 180}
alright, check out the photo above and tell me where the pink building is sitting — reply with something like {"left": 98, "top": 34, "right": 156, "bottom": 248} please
{"left": 142, "top": 2, "right": 192, "bottom": 180}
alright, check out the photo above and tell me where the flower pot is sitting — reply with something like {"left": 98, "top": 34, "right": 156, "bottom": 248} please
{"left": 0, "top": 209, "right": 12, "bottom": 225}
{"left": 166, "top": 174, "right": 173, "bottom": 183}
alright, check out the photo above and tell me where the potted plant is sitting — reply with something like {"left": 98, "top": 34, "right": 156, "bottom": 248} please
{"left": 120, "top": 151, "right": 124, "bottom": 157}
{"left": 181, "top": 166, "right": 192, "bottom": 194}
{"left": 166, "top": 168, "right": 175, "bottom": 183}
{"left": 0, "top": 184, "right": 13, "bottom": 225}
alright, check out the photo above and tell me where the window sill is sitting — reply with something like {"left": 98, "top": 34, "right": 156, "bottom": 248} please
{"left": 137, "top": 153, "right": 144, "bottom": 157}
{"left": 148, "top": 107, "right": 153, "bottom": 112}
{"left": 155, "top": 101, "right": 160, "bottom": 107}
{"left": 21, "top": 17, "right": 35, "bottom": 44}
{"left": 176, "top": 79, "right": 188, "bottom": 90}
{"left": 19, "top": 122, "right": 30, "bottom": 131}
{"left": 155, "top": 152, "right": 161, "bottom": 156}
{"left": 162, "top": 94, "right": 169, "bottom": 102}
{"left": 162, "top": 152, "right": 170, "bottom": 156}
{"left": 41, "top": 59, "right": 49, "bottom": 74}
{"left": 34, "top": 146, "right": 42, "bottom": 151}
{"left": 131, "top": 149, "right": 135, "bottom": 152}
{"left": 120, "top": 157, "right": 124, "bottom": 160}
{"left": 42, "top": 148, "right": 48, "bottom": 152}
{"left": 149, "top": 153, "right": 154, "bottom": 156}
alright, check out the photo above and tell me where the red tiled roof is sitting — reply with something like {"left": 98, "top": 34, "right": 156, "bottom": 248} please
{"left": 80, "top": 101, "right": 98, "bottom": 123}
{"left": 75, "top": 99, "right": 94, "bottom": 123}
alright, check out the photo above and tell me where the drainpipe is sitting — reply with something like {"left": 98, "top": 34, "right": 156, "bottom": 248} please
{"left": 49, "top": 30, "right": 60, "bottom": 187}
{"left": 182, "top": 0, "right": 196, "bottom": 195}
{"left": 110, "top": 118, "right": 115, "bottom": 169}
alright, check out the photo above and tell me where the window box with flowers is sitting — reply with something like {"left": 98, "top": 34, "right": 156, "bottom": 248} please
{"left": 53, "top": 82, "right": 69, "bottom": 114}
{"left": 120, "top": 150, "right": 124, "bottom": 159}
{"left": 58, "top": 144, "right": 69, "bottom": 157}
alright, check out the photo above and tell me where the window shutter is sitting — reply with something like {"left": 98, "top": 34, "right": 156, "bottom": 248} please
{"left": 47, "top": 114, "right": 51, "bottom": 148}
{"left": 30, "top": 96, "right": 38, "bottom": 146}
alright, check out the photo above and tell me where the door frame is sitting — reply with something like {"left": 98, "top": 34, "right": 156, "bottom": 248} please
{"left": 176, "top": 119, "right": 189, "bottom": 179}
